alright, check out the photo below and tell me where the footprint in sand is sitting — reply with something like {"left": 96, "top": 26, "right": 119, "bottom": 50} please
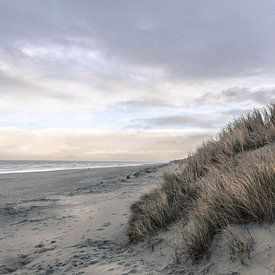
{"left": 102, "top": 222, "right": 111, "bottom": 227}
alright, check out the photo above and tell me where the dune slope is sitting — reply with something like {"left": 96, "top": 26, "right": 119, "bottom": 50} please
{"left": 127, "top": 105, "right": 275, "bottom": 269}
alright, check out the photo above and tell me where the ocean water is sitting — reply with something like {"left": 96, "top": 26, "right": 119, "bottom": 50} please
{"left": 0, "top": 160, "right": 143, "bottom": 174}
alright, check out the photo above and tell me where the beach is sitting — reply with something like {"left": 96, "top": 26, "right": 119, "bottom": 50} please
{"left": 2, "top": 159, "right": 275, "bottom": 275}
{"left": 0, "top": 162, "right": 180, "bottom": 274}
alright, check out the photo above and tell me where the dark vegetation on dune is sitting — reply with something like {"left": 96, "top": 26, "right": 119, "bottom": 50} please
{"left": 127, "top": 105, "right": 275, "bottom": 261}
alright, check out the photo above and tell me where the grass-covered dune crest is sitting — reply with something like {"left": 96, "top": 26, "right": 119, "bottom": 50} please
{"left": 127, "top": 104, "right": 275, "bottom": 261}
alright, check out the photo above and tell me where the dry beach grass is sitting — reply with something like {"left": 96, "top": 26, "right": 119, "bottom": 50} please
{"left": 127, "top": 104, "right": 275, "bottom": 262}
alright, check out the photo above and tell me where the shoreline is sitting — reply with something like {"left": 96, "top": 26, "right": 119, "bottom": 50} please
{"left": 0, "top": 163, "right": 146, "bottom": 175}
{"left": 0, "top": 162, "right": 161, "bottom": 176}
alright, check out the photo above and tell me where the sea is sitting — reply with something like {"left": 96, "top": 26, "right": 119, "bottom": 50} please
{"left": 0, "top": 160, "right": 144, "bottom": 174}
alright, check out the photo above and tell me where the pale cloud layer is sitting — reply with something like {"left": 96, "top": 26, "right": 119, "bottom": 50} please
{"left": 0, "top": 1, "right": 274, "bottom": 160}
{"left": 0, "top": 128, "right": 213, "bottom": 161}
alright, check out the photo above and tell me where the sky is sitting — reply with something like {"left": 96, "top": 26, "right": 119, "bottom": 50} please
{"left": 0, "top": 0, "right": 275, "bottom": 161}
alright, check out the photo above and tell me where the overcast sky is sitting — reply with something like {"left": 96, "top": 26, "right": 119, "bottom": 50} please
{"left": 0, "top": 0, "right": 275, "bottom": 161}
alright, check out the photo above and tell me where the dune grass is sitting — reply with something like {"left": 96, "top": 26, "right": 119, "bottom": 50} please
{"left": 127, "top": 104, "right": 275, "bottom": 261}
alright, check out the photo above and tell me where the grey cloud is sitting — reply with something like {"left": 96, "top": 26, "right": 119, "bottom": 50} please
{"left": 197, "top": 87, "right": 275, "bottom": 105}
{"left": 0, "top": 71, "right": 78, "bottom": 101}
{"left": 1, "top": 0, "right": 275, "bottom": 80}
{"left": 112, "top": 99, "right": 174, "bottom": 109}
{"left": 221, "top": 108, "right": 252, "bottom": 118}
{"left": 132, "top": 115, "right": 221, "bottom": 130}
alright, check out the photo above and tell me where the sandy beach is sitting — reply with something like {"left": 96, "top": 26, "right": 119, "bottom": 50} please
{"left": 1, "top": 1, "right": 275, "bottom": 274}
{"left": 2, "top": 160, "right": 275, "bottom": 275}
{"left": 0, "top": 162, "right": 180, "bottom": 275}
